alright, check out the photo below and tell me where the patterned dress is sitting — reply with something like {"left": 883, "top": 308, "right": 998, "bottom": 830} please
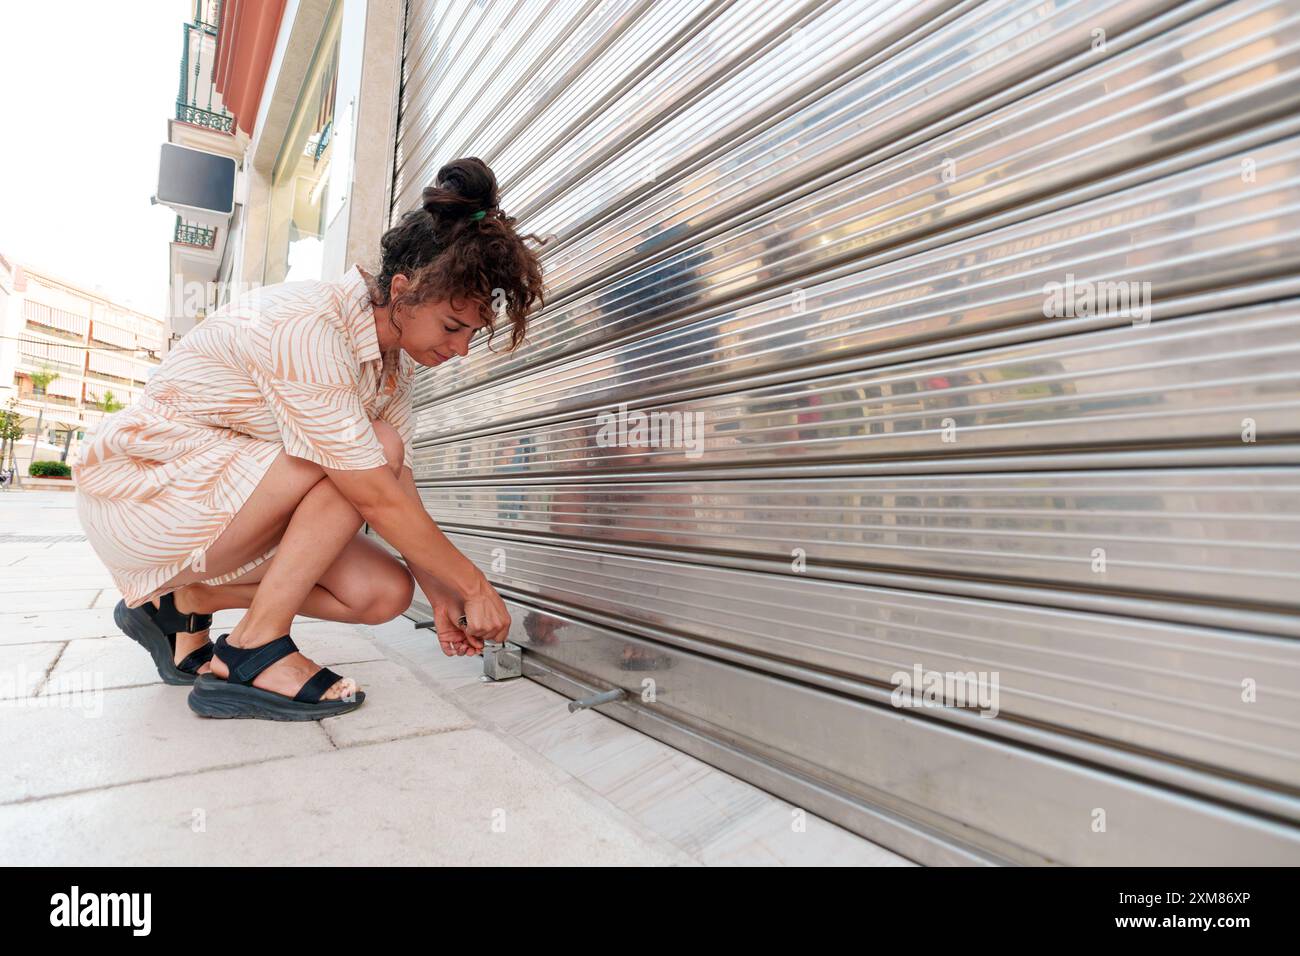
{"left": 73, "top": 266, "right": 416, "bottom": 608}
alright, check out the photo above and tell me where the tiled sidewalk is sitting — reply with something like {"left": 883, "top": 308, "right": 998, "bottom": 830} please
{"left": 0, "top": 490, "right": 906, "bottom": 866}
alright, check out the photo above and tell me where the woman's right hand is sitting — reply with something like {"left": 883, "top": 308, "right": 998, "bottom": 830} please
{"left": 463, "top": 576, "right": 511, "bottom": 646}
{"left": 434, "top": 575, "right": 511, "bottom": 655}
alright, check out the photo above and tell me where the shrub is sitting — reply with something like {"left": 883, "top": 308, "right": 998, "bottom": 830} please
{"left": 29, "top": 460, "right": 71, "bottom": 478}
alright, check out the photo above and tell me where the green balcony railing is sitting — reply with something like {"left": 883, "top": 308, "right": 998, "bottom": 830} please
{"left": 194, "top": 0, "right": 222, "bottom": 33}
{"left": 174, "top": 218, "right": 216, "bottom": 249}
{"left": 175, "top": 102, "right": 235, "bottom": 132}
{"left": 176, "top": 11, "right": 235, "bottom": 135}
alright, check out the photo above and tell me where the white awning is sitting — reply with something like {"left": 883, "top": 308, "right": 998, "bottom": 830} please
{"left": 18, "top": 338, "right": 82, "bottom": 366}
{"left": 88, "top": 351, "right": 146, "bottom": 380}
{"left": 44, "top": 376, "right": 83, "bottom": 399}
{"left": 24, "top": 300, "right": 88, "bottom": 336}
{"left": 91, "top": 322, "right": 137, "bottom": 348}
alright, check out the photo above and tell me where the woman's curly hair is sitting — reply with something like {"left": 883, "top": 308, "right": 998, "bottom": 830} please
{"left": 371, "top": 157, "right": 547, "bottom": 351}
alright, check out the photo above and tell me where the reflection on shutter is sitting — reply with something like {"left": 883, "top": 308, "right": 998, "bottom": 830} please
{"left": 391, "top": 0, "right": 1300, "bottom": 864}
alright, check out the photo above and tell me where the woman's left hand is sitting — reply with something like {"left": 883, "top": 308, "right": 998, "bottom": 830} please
{"left": 433, "top": 602, "right": 483, "bottom": 656}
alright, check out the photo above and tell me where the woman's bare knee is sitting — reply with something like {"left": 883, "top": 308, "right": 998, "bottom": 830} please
{"left": 357, "top": 565, "right": 415, "bottom": 625}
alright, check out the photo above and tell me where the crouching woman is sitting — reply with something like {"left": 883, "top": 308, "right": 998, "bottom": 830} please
{"left": 72, "top": 157, "right": 545, "bottom": 721}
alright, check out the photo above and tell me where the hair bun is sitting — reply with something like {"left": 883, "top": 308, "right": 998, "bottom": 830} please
{"left": 425, "top": 157, "right": 499, "bottom": 215}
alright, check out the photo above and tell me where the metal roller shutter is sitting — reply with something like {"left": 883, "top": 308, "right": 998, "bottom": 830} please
{"left": 389, "top": 0, "right": 1300, "bottom": 864}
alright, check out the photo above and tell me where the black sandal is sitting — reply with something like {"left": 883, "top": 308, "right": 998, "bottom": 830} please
{"left": 113, "top": 593, "right": 215, "bottom": 685}
{"left": 187, "top": 634, "right": 365, "bottom": 721}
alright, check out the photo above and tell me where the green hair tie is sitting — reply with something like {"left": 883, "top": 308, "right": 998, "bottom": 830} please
{"left": 470, "top": 209, "right": 486, "bottom": 220}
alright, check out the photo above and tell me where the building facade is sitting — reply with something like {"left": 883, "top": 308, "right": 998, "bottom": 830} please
{"left": 161, "top": 0, "right": 400, "bottom": 345}
{"left": 0, "top": 256, "right": 164, "bottom": 468}
{"left": 163, "top": 0, "right": 248, "bottom": 345}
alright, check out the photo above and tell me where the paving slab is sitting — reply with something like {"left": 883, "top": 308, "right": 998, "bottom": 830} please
{"left": 46, "top": 636, "right": 161, "bottom": 691}
{"left": 375, "top": 626, "right": 912, "bottom": 866}
{"left": 0, "top": 731, "right": 691, "bottom": 866}
{"left": 0, "top": 641, "right": 66, "bottom": 700}
{"left": 0, "top": 574, "right": 116, "bottom": 593}
{"left": 446, "top": 673, "right": 910, "bottom": 866}
{"left": 2, "top": 589, "right": 104, "bottom": 612}
{"left": 365, "top": 616, "right": 485, "bottom": 690}
{"left": 42, "top": 625, "right": 387, "bottom": 693}
{"left": 316, "top": 658, "right": 475, "bottom": 747}
{"left": 0, "top": 607, "right": 120, "bottom": 645}
{"left": 92, "top": 587, "right": 122, "bottom": 609}
{"left": 0, "top": 682, "right": 334, "bottom": 803}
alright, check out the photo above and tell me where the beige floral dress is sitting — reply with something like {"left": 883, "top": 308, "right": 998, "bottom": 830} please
{"left": 72, "top": 265, "right": 416, "bottom": 608}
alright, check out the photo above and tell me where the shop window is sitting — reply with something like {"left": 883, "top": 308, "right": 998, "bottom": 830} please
{"left": 263, "top": 3, "right": 342, "bottom": 285}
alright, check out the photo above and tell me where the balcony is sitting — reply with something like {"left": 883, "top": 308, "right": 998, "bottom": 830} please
{"left": 24, "top": 300, "right": 89, "bottom": 341}
{"left": 87, "top": 350, "right": 153, "bottom": 386}
{"left": 37, "top": 393, "right": 79, "bottom": 409}
{"left": 174, "top": 217, "right": 217, "bottom": 249}
{"left": 175, "top": 5, "right": 235, "bottom": 137}
{"left": 16, "top": 372, "right": 85, "bottom": 408}
{"left": 17, "top": 337, "right": 85, "bottom": 375}
{"left": 194, "top": 0, "right": 222, "bottom": 33}
{"left": 176, "top": 214, "right": 219, "bottom": 248}
{"left": 90, "top": 318, "right": 161, "bottom": 356}
{"left": 176, "top": 103, "right": 235, "bottom": 133}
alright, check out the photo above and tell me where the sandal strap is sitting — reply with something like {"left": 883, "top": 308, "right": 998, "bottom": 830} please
{"left": 214, "top": 634, "right": 298, "bottom": 686}
{"left": 294, "top": 667, "right": 344, "bottom": 705}
{"left": 146, "top": 592, "right": 213, "bottom": 636}
{"left": 176, "top": 641, "right": 215, "bottom": 676}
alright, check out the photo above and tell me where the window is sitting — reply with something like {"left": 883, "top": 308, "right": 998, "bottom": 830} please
{"left": 263, "top": 4, "right": 342, "bottom": 285}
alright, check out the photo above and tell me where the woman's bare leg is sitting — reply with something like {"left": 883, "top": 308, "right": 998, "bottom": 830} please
{"left": 146, "top": 451, "right": 326, "bottom": 673}
{"left": 207, "top": 475, "right": 369, "bottom": 700}
{"left": 182, "top": 531, "right": 414, "bottom": 625}
{"left": 165, "top": 532, "right": 412, "bottom": 676}
{"left": 161, "top": 421, "right": 411, "bottom": 700}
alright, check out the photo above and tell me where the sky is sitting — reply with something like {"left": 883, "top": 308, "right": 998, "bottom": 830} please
{"left": 0, "top": 1, "right": 194, "bottom": 318}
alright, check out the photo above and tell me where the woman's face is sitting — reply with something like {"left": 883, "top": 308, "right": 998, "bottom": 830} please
{"left": 388, "top": 274, "right": 488, "bottom": 367}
